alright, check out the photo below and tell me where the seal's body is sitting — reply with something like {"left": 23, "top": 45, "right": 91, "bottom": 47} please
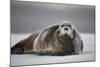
{"left": 11, "top": 21, "right": 83, "bottom": 56}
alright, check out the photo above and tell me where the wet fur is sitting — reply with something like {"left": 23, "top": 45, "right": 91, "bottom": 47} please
{"left": 11, "top": 22, "right": 83, "bottom": 56}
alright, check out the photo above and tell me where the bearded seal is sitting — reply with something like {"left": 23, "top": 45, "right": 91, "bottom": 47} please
{"left": 11, "top": 21, "right": 83, "bottom": 56}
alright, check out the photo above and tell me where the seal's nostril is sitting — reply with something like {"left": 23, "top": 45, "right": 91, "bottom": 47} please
{"left": 64, "top": 28, "right": 68, "bottom": 30}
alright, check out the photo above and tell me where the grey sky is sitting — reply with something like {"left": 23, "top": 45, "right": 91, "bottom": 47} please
{"left": 11, "top": 1, "right": 95, "bottom": 33}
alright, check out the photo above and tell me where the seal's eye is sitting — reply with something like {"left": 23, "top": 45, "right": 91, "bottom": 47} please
{"left": 61, "top": 25, "right": 64, "bottom": 27}
{"left": 68, "top": 25, "right": 71, "bottom": 27}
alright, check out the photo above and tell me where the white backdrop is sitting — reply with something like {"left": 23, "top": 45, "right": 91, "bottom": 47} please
{"left": 0, "top": 0, "right": 98, "bottom": 67}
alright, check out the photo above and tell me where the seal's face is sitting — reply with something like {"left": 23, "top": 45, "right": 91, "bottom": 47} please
{"left": 57, "top": 22, "right": 74, "bottom": 39}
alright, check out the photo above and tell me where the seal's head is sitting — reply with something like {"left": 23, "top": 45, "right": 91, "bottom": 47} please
{"left": 57, "top": 21, "right": 74, "bottom": 40}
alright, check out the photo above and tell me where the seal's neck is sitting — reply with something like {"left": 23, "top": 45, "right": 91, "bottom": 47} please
{"left": 56, "top": 30, "right": 76, "bottom": 44}
{"left": 71, "top": 30, "right": 76, "bottom": 40}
